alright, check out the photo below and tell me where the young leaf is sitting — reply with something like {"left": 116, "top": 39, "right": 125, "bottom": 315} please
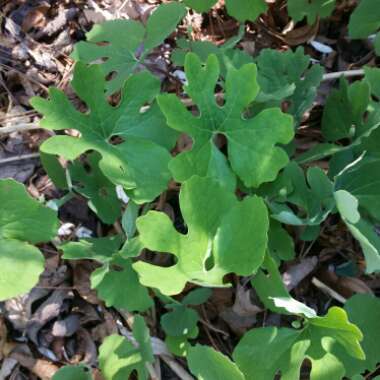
{"left": 0, "top": 179, "right": 58, "bottom": 301}
{"left": 62, "top": 237, "right": 152, "bottom": 311}
{"left": 158, "top": 53, "right": 294, "bottom": 189}
{"left": 256, "top": 47, "right": 323, "bottom": 125}
{"left": 99, "top": 334, "right": 150, "bottom": 380}
{"left": 161, "top": 304, "right": 199, "bottom": 336}
{"left": 322, "top": 77, "right": 370, "bottom": 142}
{"left": 31, "top": 63, "right": 172, "bottom": 204}
{"left": 266, "top": 162, "right": 334, "bottom": 226}
{"left": 233, "top": 307, "right": 364, "bottom": 380}
{"left": 134, "top": 176, "right": 269, "bottom": 295}
{"left": 69, "top": 153, "right": 121, "bottom": 224}
{"left": 132, "top": 316, "right": 154, "bottom": 364}
{"left": 72, "top": 3, "right": 186, "bottom": 94}
{"left": 188, "top": 345, "right": 245, "bottom": 380}
{"left": 348, "top": 0, "right": 380, "bottom": 39}
{"left": 287, "top": 0, "right": 336, "bottom": 24}
{"left": 52, "top": 365, "right": 93, "bottom": 380}
{"left": 268, "top": 220, "right": 295, "bottom": 262}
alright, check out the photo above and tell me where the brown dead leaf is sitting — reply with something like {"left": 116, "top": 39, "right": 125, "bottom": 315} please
{"left": 11, "top": 352, "right": 58, "bottom": 380}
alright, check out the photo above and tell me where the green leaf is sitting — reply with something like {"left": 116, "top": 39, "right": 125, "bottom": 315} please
{"left": 72, "top": 3, "right": 186, "bottom": 94}
{"left": 334, "top": 190, "right": 380, "bottom": 273}
{"left": 158, "top": 53, "right": 294, "bottom": 188}
{"left": 172, "top": 33, "right": 251, "bottom": 78}
{"left": 0, "top": 179, "right": 58, "bottom": 243}
{"left": 287, "top": 0, "right": 336, "bottom": 24}
{"left": 52, "top": 365, "right": 93, "bottom": 380}
{"left": 0, "top": 179, "right": 58, "bottom": 301}
{"left": 188, "top": 345, "right": 245, "bottom": 380}
{"left": 182, "top": 288, "right": 212, "bottom": 306}
{"left": 375, "top": 32, "right": 380, "bottom": 55}
{"left": 144, "top": 3, "right": 186, "bottom": 51}
{"left": 62, "top": 237, "right": 152, "bottom": 311}
{"left": 225, "top": 0, "right": 267, "bottom": 22}
{"left": 91, "top": 255, "right": 152, "bottom": 312}
{"left": 132, "top": 316, "right": 154, "bottom": 364}
{"left": 69, "top": 153, "right": 121, "bottom": 224}
{"left": 364, "top": 66, "right": 380, "bottom": 99}
{"left": 267, "top": 162, "right": 334, "bottom": 226}
{"left": 183, "top": 0, "right": 217, "bottom": 13}
{"left": 121, "top": 201, "right": 139, "bottom": 239}
{"left": 61, "top": 236, "right": 122, "bottom": 263}
{"left": 134, "top": 176, "right": 269, "bottom": 295}
{"left": 335, "top": 156, "right": 380, "bottom": 224}
{"left": 31, "top": 63, "right": 172, "bottom": 204}
{"left": 341, "top": 294, "right": 380, "bottom": 377}
{"left": 268, "top": 220, "right": 295, "bottom": 262}
{"left": 233, "top": 307, "right": 364, "bottom": 380}
{"left": 0, "top": 240, "right": 44, "bottom": 301}
{"left": 161, "top": 305, "right": 198, "bottom": 336}
{"left": 256, "top": 47, "right": 323, "bottom": 125}
{"left": 252, "top": 254, "right": 317, "bottom": 318}
{"left": 322, "top": 77, "right": 370, "bottom": 142}
{"left": 99, "top": 334, "right": 149, "bottom": 380}
{"left": 348, "top": 0, "right": 380, "bottom": 38}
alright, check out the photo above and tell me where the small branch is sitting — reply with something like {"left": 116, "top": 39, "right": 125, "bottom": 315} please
{"left": 322, "top": 69, "right": 365, "bottom": 82}
{"left": 0, "top": 123, "right": 41, "bottom": 135}
{"left": 0, "top": 152, "right": 40, "bottom": 165}
{"left": 311, "top": 277, "right": 347, "bottom": 304}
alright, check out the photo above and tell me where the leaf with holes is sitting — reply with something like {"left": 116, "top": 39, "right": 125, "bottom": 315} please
{"left": 158, "top": 53, "right": 294, "bottom": 189}
{"left": 31, "top": 63, "right": 172, "bottom": 204}
{"left": 72, "top": 3, "right": 186, "bottom": 94}
{"left": 69, "top": 152, "right": 121, "bottom": 224}
{"left": 134, "top": 176, "right": 269, "bottom": 295}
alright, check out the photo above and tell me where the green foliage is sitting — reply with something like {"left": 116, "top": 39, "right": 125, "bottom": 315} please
{"left": 10, "top": 3, "right": 380, "bottom": 378}
{"left": 31, "top": 63, "right": 173, "bottom": 205}
{"left": 233, "top": 307, "right": 364, "bottom": 380}
{"left": 99, "top": 316, "right": 154, "bottom": 380}
{"left": 61, "top": 236, "right": 152, "bottom": 311}
{"left": 188, "top": 345, "right": 245, "bottom": 380}
{"left": 134, "top": 176, "right": 269, "bottom": 294}
{"left": 52, "top": 365, "right": 93, "bottom": 380}
{"left": 158, "top": 53, "right": 294, "bottom": 189}
{"left": 256, "top": 47, "right": 324, "bottom": 125}
{"left": 72, "top": 3, "right": 186, "bottom": 94}
{"left": 0, "top": 179, "right": 58, "bottom": 300}
{"left": 287, "top": 0, "right": 336, "bottom": 24}
{"left": 69, "top": 152, "right": 121, "bottom": 224}
{"left": 322, "top": 77, "right": 370, "bottom": 141}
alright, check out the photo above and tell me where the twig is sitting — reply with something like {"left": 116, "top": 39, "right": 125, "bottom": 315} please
{"left": 0, "top": 152, "right": 39, "bottom": 165}
{"left": 322, "top": 69, "right": 365, "bottom": 82}
{"left": 0, "top": 123, "right": 41, "bottom": 135}
{"left": 311, "top": 277, "right": 347, "bottom": 304}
